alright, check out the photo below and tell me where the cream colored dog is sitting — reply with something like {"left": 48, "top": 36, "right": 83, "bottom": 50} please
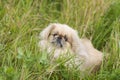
{"left": 39, "top": 23, "right": 103, "bottom": 72}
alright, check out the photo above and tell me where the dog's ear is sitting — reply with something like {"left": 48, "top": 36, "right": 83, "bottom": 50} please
{"left": 40, "top": 23, "right": 56, "bottom": 40}
{"left": 68, "top": 30, "right": 80, "bottom": 52}
{"left": 71, "top": 30, "right": 80, "bottom": 44}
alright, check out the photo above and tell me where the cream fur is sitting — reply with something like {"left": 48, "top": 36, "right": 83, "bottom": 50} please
{"left": 39, "top": 23, "right": 103, "bottom": 72}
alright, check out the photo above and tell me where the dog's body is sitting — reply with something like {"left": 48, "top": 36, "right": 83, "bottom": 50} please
{"left": 39, "top": 23, "right": 103, "bottom": 72}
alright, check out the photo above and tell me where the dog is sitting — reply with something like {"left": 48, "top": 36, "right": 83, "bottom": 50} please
{"left": 39, "top": 23, "right": 103, "bottom": 72}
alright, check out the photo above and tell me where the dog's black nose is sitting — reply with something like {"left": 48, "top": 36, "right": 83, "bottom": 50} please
{"left": 57, "top": 37, "right": 63, "bottom": 47}
{"left": 57, "top": 37, "right": 61, "bottom": 43}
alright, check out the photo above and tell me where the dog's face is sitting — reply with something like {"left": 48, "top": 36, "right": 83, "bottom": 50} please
{"left": 49, "top": 30, "right": 68, "bottom": 48}
{"left": 40, "top": 23, "right": 79, "bottom": 49}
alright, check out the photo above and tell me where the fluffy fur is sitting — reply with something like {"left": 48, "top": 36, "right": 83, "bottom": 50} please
{"left": 39, "top": 23, "right": 103, "bottom": 72}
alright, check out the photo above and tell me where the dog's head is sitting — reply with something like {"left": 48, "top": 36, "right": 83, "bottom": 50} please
{"left": 40, "top": 23, "right": 79, "bottom": 48}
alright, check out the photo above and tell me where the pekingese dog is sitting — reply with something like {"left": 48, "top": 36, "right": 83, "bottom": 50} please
{"left": 39, "top": 23, "right": 103, "bottom": 72}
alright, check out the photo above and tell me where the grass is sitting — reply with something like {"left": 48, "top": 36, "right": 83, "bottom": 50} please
{"left": 0, "top": 0, "right": 120, "bottom": 80}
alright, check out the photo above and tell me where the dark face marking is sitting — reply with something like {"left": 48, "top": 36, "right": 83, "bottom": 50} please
{"left": 53, "top": 33, "right": 57, "bottom": 36}
{"left": 64, "top": 35, "right": 68, "bottom": 41}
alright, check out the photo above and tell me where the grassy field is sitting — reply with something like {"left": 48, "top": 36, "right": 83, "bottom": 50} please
{"left": 0, "top": 0, "right": 120, "bottom": 80}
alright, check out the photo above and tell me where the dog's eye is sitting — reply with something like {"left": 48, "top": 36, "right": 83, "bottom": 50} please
{"left": 53, "top": 33, "right": 57, "bottom": 36}
{"left": 64, "top": 35, "right": 68, "bottom": 41}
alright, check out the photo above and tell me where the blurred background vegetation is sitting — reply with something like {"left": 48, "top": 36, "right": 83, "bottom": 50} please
{"left": 0, "top": 0, "right": 120, "bottom": 80}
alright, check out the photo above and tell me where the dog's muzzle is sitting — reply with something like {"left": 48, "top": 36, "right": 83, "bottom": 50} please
{"left": 57, "top": 37, "right": 63, "bottom": 47}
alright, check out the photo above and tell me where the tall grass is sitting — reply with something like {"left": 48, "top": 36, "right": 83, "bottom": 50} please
{"left": 0, "top": 0, "right": 120, "bottom": 80}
